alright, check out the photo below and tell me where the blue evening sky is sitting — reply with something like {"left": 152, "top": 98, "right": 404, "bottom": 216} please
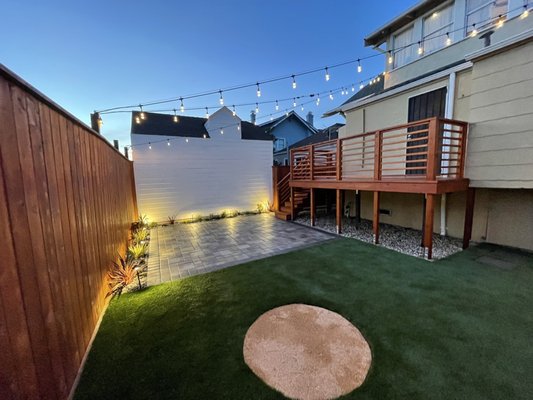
{"left": 1, "top": 0, "right": 414, "bottom": 148}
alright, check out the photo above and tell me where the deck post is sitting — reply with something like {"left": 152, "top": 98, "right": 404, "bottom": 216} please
{"left": 290, "top": 187, "right": 295, "bottom": 221}
{"left": 421, "top": 195, "right": 427, "bottom": 247}
{"left": 463, "top": 188, "right": 476, "bottom": 249}
{"left": 424, "top": 193, "right": 435, "bottom": 259}
{"left": 336, "top": 189, "right": 342, "bottom": 234}
{"left": 310, "top": 188, "right": 315, "bottom": 226}
{"left": 355, "top": 190, "right": 361, "bottom": 228}
{"left": 373, "top": 191, "right": 380, "bottom": 244}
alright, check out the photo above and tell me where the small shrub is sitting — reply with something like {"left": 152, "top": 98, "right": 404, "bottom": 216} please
{"left": 132, "top": 228, "right": 149, "bottom": 244}
{"left": 168, "top": 215, "right": 176, "bottom": 224}
{"left": 106, "top": 254, "right": 140, "bottom": 297}
{"left": 256, "top": 203, "right": 265, "bottom": 213}
{"left": 267, "top": 201, "right": 274, "bottom": 212}
{"left": 128, "top": 242, "right": 148, "bottom": 259}
{"left": 138, "top": 214, "right": 149, "bottom": 227}
{"left": 149, "top": 221, "right": 158, "bottom": 229}
{"left": 220, "top": 211, "right": 227, "bottom": 219}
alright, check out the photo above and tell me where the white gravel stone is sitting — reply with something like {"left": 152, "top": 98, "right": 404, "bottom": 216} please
{"left": 295, "top": 215, "right": 462, "bottom": 260}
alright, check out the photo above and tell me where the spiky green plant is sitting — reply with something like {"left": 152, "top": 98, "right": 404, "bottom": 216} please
{"left": 106, "top": 254, "right": 140, "bottom": 297}
{"left": 138, "top": 214, "right": 149, "bottom": 227}
{"left": 128, "top": 242, "right": 148, "bottom": 259}
{"left": 132, "top": 228, "right": 149, "bottom": 244}
{"left": 168, "top": 215, "right": 176, "bottom": 224}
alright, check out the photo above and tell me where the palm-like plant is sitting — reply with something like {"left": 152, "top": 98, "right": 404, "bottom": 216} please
{"left": 132, "top": 228, "right": 149, "bottom": 244}
{"left": 107, "top": 255, "right": 140, "bottom": 297}
{"left": 128, "top": 242, "right": 148, "bottom": 259}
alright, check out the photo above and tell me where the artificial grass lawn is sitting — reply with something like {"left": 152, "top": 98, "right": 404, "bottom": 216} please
{"left": 76, "top": 239, "right": 533, "bottom": 399}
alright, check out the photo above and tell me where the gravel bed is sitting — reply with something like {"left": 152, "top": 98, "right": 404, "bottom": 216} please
{"left": 295, "top": 215, "right": 462, "bottom": 260}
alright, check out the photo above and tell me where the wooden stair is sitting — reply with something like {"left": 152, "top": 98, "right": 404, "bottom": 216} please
{"left": 275, "top": 188, "right": 310, "bottom": 221}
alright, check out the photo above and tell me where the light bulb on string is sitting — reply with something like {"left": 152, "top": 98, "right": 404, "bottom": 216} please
{"left": 237, "top": 124, "right": 240, "bottom": 131}
{"left": 325, "top": 67, "right": 330, "bottom": 81}
{"left": 445, "top": 32, "right": 452, "bottom": 46}
{"left": 316, "top": 96, "right": 320, "bottom": 106}
{"left": 219, "top": 90, "right": 224, "bottom": 105}
{"left": 301, "top": 105, "right": 304, "bottom": 111}
{"left": 471, "top": 24, "right": 478, "bottom": 37}
{"left": 256, "top": 83, "right": 261, "bottom": 97}
{"left": 205, "top": 107, "right": 209, "bottom": 119}
{"left": 255, "top": 103, "right": 259, "bottom": 114}
{"left": 359, "top": 82, "right": 364, "bottom": 90}
{"left": 220, "top": 129, "right": 224, "bottom": 135}
{"left": 148, "top": 142, "right": 152, "bottom": 149}
{"left": 135, "top": 116, "right": 141, "bottom": 124}
{"left": 293, "top": 98, "right": 296, "bottom": 108}
{"left": 270, "top": 115, "right": 273, "bottom": 121}
{"left": 496, "top": 15, "right": 504, "bottom": 28}
{"left": 203, "top": 133, "right": 207, "bottom": 139}
{"left": 167, "top": 139, "right": 171, "bottom": 146}
{"left": 285, "top": 110, "right": 289, "bottom": 117}
{"left": 232, "top": 105, "right": 236, "bottom": 116}
{"left": 139, "top": 105, "right": 145, "bottom": 120}
{"left": 292, "top": 75, "right": 297, "bottom": 89}
{"left": 388, "top": 51, "right": 393, "bottom": 64}
{"left": 417, "top": 42, "right": 424, "bottom": 55}
{"left": 275, "top": 100, "right": 279, "bottom": 111}
{"left": 329, "top": 91, "right": 333, "bottom": 100}
{"left": 377, "top": 76, "right": 381, "bottom": 82}
{"left": 357, "top": 59, "right": 362, "bottom": 73}
{"left": 351, "top": 84, "right": 355, "bottom": 92}
{"left": 185, "top": 138, "right": 189, "bottom": 143}
{"left": 521, "top": 5, "right": 529, "bottom": 19}
{"left": 173, "top": 109, "right": 178, "bottom": 122}
{"left": 180, "top": 98, "right": 185, "bottom": 112}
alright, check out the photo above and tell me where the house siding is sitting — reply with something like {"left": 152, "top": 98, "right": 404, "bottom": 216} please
{"left": 132, "top": 110, "right": 272, "bottom": 222}
{"left": 466, "top": 40, "right": 533, "bottom": 188}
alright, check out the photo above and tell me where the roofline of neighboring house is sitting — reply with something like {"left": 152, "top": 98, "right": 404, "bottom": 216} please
{"left": 364, "top": 0, "right": 446, "bottom": 47}
{"left": 259, "top": 110, "right": 318, "bottom": 134}
{"left": 324, "top": 61, "right": 472, "bottom": 116}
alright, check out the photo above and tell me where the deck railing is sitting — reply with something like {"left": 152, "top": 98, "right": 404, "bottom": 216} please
{"left": 290, "top": 117, "right": 468, "bottom": 182}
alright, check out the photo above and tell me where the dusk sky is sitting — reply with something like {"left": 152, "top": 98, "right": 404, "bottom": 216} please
{"left": 1, "top": 0, "right": 415, "bottom": 148}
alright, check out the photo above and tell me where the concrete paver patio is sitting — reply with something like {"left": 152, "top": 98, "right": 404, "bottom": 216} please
{"left": 146, "top": 213, "right": 334, "bottom": 285}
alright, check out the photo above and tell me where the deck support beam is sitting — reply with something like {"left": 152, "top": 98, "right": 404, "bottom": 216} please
{"left": 421, "top": 195, "right": 427, "bottom": 247}
{"left": 336, "top": 189, "right": 342, "bottom": 234}
{"left": 423, "top": 194, "right": 435, "bottom": 259}
{"left": 462, "top": 188, "right": 476, "bottom": 249}
{"left": 373, "top": 191, "right": 380, "bottom": 244}
{"left": 310, "top": 188, "right": 315, "bottom": 226}
{"left": 355, "top": 190, "right": 361, "bottom": 228}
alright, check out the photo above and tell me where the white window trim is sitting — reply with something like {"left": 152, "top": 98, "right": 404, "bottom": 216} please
{"left": 464, "top": 0, "right": 511, "bottom": 35}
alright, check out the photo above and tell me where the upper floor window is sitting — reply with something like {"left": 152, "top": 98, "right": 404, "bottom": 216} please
{"left": 274, "top": 138, "right": 286, "bottom": 151}
{"left": 466, "top": 0, "right": 508, "bottom": 33}
{"left": 393, "top": 25, "right": 415, "bottom": 68}
{"left": 422, "top": 4, "right": 454, "bottom": 54}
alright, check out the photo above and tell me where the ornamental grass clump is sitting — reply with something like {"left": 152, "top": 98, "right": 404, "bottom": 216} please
{"left": 132, "top": 228, "right": 149, "bottom": 244}
{"left": 106, "top": 254, "right": 140, "bottom": 297}
{"left": 128, "top": 242, "right": 148, "bottom": 260}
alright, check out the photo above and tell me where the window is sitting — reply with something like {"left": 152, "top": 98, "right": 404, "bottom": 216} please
{"left": 466, "top": 0, "right": 508, "bottom": 33}
{"left": 393, "top": 25, "right": 415, "bottom": 68}
{"left": 274, "top": 138, "right": 286, "bottom": 151}
{"left": 422, "top": 4, "right": 454, "bottom": 54}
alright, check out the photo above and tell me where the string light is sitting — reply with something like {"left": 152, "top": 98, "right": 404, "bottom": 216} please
{"left": 180, "top": 98, "right": 184, "bottom": 112}
{"left": 359, "top": 82, "right": 364, "bottom": 89}
{"left": 186, "top": 138, "right": 189, "bottom": 143}
{"left": 148, "top": 142, "right": 152, "bottom": 149}
{"left": 496, "top": 15, "right": 504, "bottom": 28}
{"left": 139, "top": 105, "right": 145, "bottom": 120}
{"left": 351, "top": 84, "right": 355, "bottom": 92}
{"left": 203, "top": 133, "right": 207, "bottom": 139}
{"left": 471, "top": 23, "right": 478, "bottom": 37}
{"left": 446, "top": 32, "right": 452, "bottom": 46}
{"left": 417, "top": 42, "right": 424, "bottom": 55}
{"left": 135, "top": 116, "right": 141, "bottom": 124}
{"left": 205, "top": 107, "right": 209, "bottom": 118}
{"left": 377, "top": 76, "right": 381, "bottom": 82}
{"left": 357, "top": 59, "right": 362, "bottom": 73}
{"left": 325, "top": 67, "right": 330, "bottom": 81}
{"left": 173, "top": 109, "right": 178, "bottom": 123}
{"left": 232, "top": 105, "right": 236, "bottom": 116}
{"left": 521, "top": 5, "right": 530, "bottom": 19}
{"left": 292, "top": 75, "right": 297, "bottom": 89}
{"left": 388, "top": 51, "right": 393, "bottom": 64}
{"left": 237, "top": 124, "right": 240, "bottom": 131}
{"left": 285, "top": 110, "right": 289, "bottom": 116}
{"left": 219, "top": 90, "right": 224, "bottom": 105}
{"left": 275, "top": 100, "right": 279, "bottom": 110}
{"left": 301, "top": 105, "right": 304, "bottom": 111}
{"left": 256, "top": 82, "right": 261, "bottom": 97}
{"left": 270, "top": 115, "right": 273, "bottom": 121}
{"left": 255, "top": 103, "right": 259, "bottom": 113}
{"left": 167, "top": 139, "right": 171, "bottom": 146}
{"left": 316, "top": 96, "right": 320, "bottom": 106}
{"left": 293, "top": 98, "right": 296, "bottom": 107}
{"left": 220, "top": 129, "right": 224, "bottom": 135}
{"left": 329, "top": 91, "right": 333, "bottom": 100}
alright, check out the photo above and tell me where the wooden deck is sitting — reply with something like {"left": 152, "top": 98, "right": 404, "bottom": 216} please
{"left": 281, "top": 117, "right": 475, "bottom": 259}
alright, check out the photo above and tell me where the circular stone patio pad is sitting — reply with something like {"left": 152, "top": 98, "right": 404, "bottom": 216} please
{"left": 243, "top": 304, "right": 372, "bottom": 400}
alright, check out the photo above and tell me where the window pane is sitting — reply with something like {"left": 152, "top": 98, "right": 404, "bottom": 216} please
{"left": 423, "top": 4, "right": 453, "bottom": 54}
{"left": 393, "top": 26, "right": 415, "bottom": 68}
{"left": 466, "top": 0, "right": 508, "bottom": 32}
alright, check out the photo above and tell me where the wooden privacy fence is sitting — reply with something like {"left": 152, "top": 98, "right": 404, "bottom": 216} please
{"left": 0, "top": 65, "right": 137, "bottom": 399}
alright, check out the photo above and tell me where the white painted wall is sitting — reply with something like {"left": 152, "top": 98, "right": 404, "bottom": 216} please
{"left": 131, "top": 107, "right": 273, "bottom": 222}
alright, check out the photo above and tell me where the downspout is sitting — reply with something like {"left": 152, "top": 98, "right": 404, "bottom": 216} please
{"left": 441, "top": 72, "right": 456, "bottom": 236}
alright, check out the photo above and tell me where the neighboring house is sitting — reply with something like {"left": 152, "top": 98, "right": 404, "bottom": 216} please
{"left": 289, "top": 123, "right": 345, "bottom": 149}
{"left": 322, "top": 0, "right": 533, "bottom": 251}
{"left": 131, "top": 107, "right": 273, "bottom": 221}
{"left": 259, "top": 110, "right": 318, "bottom": 165}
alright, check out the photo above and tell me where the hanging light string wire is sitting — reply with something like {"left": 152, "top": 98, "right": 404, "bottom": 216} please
{"left": 95, "top": 5, "right": 528, "bottom": 116}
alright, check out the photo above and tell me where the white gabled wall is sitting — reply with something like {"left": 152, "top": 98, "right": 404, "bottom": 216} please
{"left": 131, "top": 107, "right": 273, "bottom": 222}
